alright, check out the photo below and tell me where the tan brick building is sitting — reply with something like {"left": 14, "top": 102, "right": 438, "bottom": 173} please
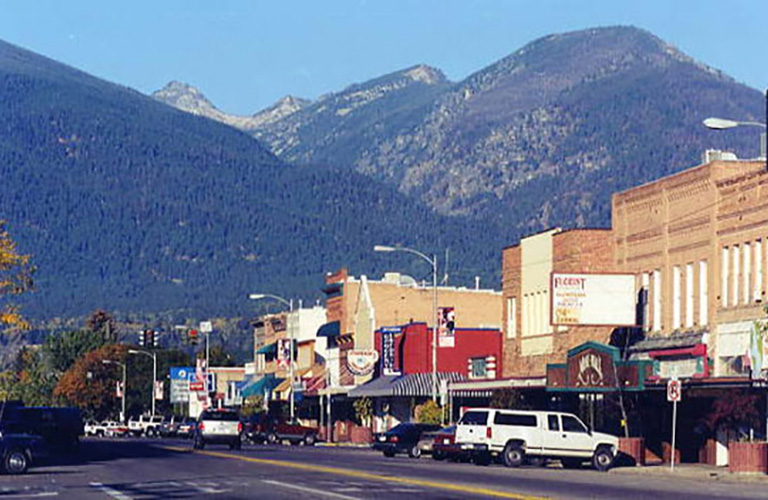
{"left": 501, "top": 228, "right": 615, "bottom": 378}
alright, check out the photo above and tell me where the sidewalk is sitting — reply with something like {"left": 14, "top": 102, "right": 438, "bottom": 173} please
{"left": 610, "top": 462, "right": 768, "bottom": 484}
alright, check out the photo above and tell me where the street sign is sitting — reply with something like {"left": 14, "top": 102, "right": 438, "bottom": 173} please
{"left": 189, "top": 381, "right": 205, "bottom": 392}
{"left": 199, "top": 321, "right": 213, "bottom": 333}
{"left": 667, "top": 378, "right": 682, "bottom": 402}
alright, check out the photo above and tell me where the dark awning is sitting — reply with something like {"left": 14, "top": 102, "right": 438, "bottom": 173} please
{"left": 240, "top": 374, "right": 283, "bottom": 398}
{"left": 316, "top": 321, "right": 341, "bottom": 337}
{"left": 256, "top": 342, "right": 276, "bottom": 355}
{"left": 348, "top": 373, "right": 467, "bottom": 398}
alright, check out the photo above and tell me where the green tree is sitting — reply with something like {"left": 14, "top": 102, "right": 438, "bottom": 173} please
{"left": 43, "top": 329, "right": 106, "bottom": 374}
{"left": 0, "top": 221, "right": 34, "bottom": 330}
{"left": 353, "top": 397, "right": 373, "bottom": 427}
{"left": 415, "top": 400, "right": 443, "bottom": 425}
{"left": 13, "top": 347, "right": 58, "bottom": 406}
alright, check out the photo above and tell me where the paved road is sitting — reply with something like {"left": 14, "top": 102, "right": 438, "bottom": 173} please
{"left": 5, "top": 437, "right": 768, "bottom": 499}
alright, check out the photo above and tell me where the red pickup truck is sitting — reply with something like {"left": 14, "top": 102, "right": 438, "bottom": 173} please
{"left": 243, "top": 414, "right": 319, "bottom": 446}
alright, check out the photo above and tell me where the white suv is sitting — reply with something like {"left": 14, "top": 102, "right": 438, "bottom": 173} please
{"left": 455, "top": 408, "right": 619, "bottom": 471}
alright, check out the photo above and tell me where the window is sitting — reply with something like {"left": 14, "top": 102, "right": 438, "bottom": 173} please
{"left": 685, "top": 263, "right": 694, "bottom": 328}
{"left": 470, "top": 358, "right": 488, "bottom": 379}
{"left": 548, "top": 415, "right": 560, "bottom": 431}
{"left": 561, "top": 415, "right": 588, "bottom": 433}
{"left": 699, "top": 260, "right": 708, "bottom": 326}
{"left": 755, "top": 240, "right": 763, "bottom": 302}
{"left": 653, "top": 269, "right": 662, "bottom": 331}
{"left": 744, "top": 242, "right": 751, "bottom": 305}
{"left": 641, "top": 273, "right": 650, "bottom": 332}
{"left": 494, "top": 413, "right": 537, "bottom": 427}
{"left": 459, "top": 411, "right": 488, "bottom": 426}
{"left": 722, "top": 246, "right": 729, "bottom": 307}
{"left": 672, "top": 265, "right": 681, "bottom": 329}
{"left": 732, "top": 245, "right": 740, "bottom": 307}
{"left": 507, "top": 297, "right": 517, "bottom": 339}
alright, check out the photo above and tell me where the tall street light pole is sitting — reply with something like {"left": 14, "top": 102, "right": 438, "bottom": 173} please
{"left": 375, "top": 245, "right": 439, "bottom": 402}
{"left": 103, "top": 359, "right": 126, "bottom": 423}
{"left": 703, "top": 88, "right": 768, "bottom": 169}
{"left": 249, "top": 293, "right": 296, "bottom": 420}
{"left": 129, "top": 349, "right": 158, "bottom": 417}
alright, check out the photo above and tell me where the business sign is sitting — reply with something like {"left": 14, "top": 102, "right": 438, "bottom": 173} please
{"left": 170, "top": 366, "right": 195, "bottom": 403}
{"left": 381, "top": 327, "right": 401, "bottom": 376}
{"left": 189, "top": 381, "right": 205, "bottom": 392}
{"left": 438, "top": 307, "right": 456, "bottom": 347}
{"left": 277, "top": 338, "right": 292, "bottom": 368}
{"left": 551, "top": 273, "right": 636, "bottom": 326}
{"left": 347, "top": 349, "right": 379, "bottom": 376}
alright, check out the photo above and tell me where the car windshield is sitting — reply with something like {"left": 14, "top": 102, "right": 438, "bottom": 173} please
{"left": 387, "top": 424, "right": 414, "bottom": 434}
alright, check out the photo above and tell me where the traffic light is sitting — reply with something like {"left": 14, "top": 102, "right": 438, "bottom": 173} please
{"left": 188, "top": 329, "right": 199, "bottom": 345}
{"left": 138, "top": 330, "right": 146, "bottom": 346}
{"left": 152, "top": 330, "right": 159, "bottom": 348}
{"left": 145, "top": 330, "right": 155, "bottom": 349}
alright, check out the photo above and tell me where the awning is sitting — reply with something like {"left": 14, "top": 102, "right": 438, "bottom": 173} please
{"left": 316, "top": 321, "right": 341, "bottom": 337}
{"left": 449, "top": 377, "right": 547, "bottom": 397}
{"left": 256, "top": 342, "right": 276, "bottom": 355}
{"left": 240, "top": 374, "right": 283, "bottom": 398}
{"left": 348, "top": 373, "right": 468, "bottom": 398}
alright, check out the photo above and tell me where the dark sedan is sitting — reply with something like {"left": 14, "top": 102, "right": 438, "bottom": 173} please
{"left": 373, "top": 423, "right": 441, "bottom": 459}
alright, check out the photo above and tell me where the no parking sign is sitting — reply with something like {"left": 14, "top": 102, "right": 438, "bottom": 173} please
{"left": 666, "top": 378, "right": 682, "bottom": 402}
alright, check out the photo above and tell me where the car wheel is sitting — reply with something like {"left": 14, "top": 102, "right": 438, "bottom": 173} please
{"left": 502, "top": 443, "right": 525, "bottom": 468}
{"left": 97, "top": 430, "right": 105, "bottom": 437}
{"left": 266, "top": 432, "right": 278, "bottom": 444}
{"left": 146, "top": 428, "right": 156, "bottom": 438}
{"left": 303, "top": 434, "right": 316, "bottom": 446}
{"left": 408, "top": 445, "right": 421, "bottom": 459}
{"left": 383, "top": 449, "right": 396, "bottom": 458}
{"left": 432, "top": 450, "right": 445, "bottom": 461}
{"left": 592, "top": 446, "right": 614, "bottom": 472}
{"left": 4, "top": 449, "right": 29, "bottom": 475}
{"left": 561, "top": 457, "right": 582, "bottom": 469}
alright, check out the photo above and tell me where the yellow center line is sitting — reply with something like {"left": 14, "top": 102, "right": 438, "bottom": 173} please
{"left": 160, "top": 445, "right": 548, "bottom": 500}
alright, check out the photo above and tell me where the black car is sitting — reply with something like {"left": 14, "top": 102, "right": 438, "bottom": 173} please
{"left": 373, "top": 423, "right": 441, "bottom": 458}
{"left": 0, "top": 404, "right": 83, "bottom": 452}
{"left": 0, "top": 433, "right": 43, "bottom": 474}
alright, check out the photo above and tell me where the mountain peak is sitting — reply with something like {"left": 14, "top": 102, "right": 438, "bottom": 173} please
{"left": 403, "top": 65, "right": 447, "bottom": 85}
{"left": 152, "top": 81, "right": 219, "bottom": 116}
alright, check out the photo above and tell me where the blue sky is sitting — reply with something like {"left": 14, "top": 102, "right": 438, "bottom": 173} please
{"left": 1, "top": 0, "right": 766, "bottom": 114}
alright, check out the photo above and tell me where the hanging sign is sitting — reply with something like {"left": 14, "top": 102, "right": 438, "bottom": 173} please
{"left": 347, "top": 350, "right": 379, "bottom": 376}
{"left": 381, "top": 327, "right": 401, "bottom": 376}
{"left": 277, "top": 338, "right": 292, "bottom": 368}
{"left": 438, "top": 307, "right": 456, "bottom": 347}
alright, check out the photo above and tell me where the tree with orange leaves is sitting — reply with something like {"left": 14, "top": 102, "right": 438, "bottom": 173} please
{"left": 54, "top": 344, "right": 129, "bottom": 420}
{"left": 0, "top": 221, "right": 34, "bottom": 330}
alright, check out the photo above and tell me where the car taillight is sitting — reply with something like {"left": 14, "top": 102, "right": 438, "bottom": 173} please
{"left": 391, "top": 435, "right": 398, "bottom": 443}
{"left": 486, "top": 427, "right": 492, "bottom": 439}
{"left": 238, "top": 422, "right": 243, "bottom": 433}
{"left": 198, "top": 423, "right": 205, "bottom": 432}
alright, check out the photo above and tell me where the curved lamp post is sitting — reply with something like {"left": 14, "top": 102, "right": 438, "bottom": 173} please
{"left": 102, "top": 359, "right": 126, "bottom": 423}
{"left": 375, "top": 244, "right": 439, "bottom": 402}
{"left": 250, "top": 293, "right": 295, "bottom": 420}
{"left": 129, "top": 349, "right": 158, "bottom": 417}
{"left": 703, "top": 89, "right": 767, "bottom": 169}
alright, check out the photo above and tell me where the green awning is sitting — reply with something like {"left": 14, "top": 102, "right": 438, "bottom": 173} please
{"left": 240, "top": 374, "right": 283, "bottom": 398}
{"left": 256, "top": 342, "right": 276, "bottom": 355}
{"left": 316, "top": 321, "right": 341, "bottom": 337}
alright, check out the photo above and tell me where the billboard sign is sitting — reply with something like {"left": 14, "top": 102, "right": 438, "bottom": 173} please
{"left": 381, "top": 327, "right": 401, "bottom": 376}
{"left": 551, "top": 273, "right": 636, "bottom": 326}
{"left": 438, "top": 307, "right": 456, "bottom": 347}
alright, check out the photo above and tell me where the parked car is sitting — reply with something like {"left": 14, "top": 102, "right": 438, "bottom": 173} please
{"left": 0, "top": 433, "right": 42, "bottom": 475}
{"left": 102, "top": 421, "right": 129, "bottom": 437}
{"left": 177, "top": 419, "right": 197, "bottom": 438}
{"left": 0, "top": 404, "right": 83, "bottom": 452}
{"left": 158, "top": 417, "right": 181, "bottom": 438}
{"left": 193, "top": 409, "right": 242, "bottom": 450}
{"left": 243, "top": 414, "right": 319, "bottom": 446}
{"left": 454, "top": 408, "right": 619, "bottom": 471}
{"left": 430, "top": 425, "right": 470, "bottom": 462}
{"left": 373, "top": 423, "right": 442, "bottom": 458}
{"left": 128, "top": 415, "right": 164, "bottom": 437}
{"left": 84, "top": 420, "right": 102, "bottom": 436}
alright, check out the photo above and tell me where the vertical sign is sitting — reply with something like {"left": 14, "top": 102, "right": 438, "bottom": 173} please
{"left": 115, "top": 381, "right": 123, "bottom": 398}
{"left": 154, "top": 380, "right": 164, "bottom": 400}
{"left": 438, "top": 307, "right": 456, "bottom": 348}
{"left": 380, "top": 327, "right": 401, "bottom": 376}
{"left": 277, "top": 338, "right": 291, "bottom": 368}
{"left": 667, "top": 378, "right": 681, "bottom": 471}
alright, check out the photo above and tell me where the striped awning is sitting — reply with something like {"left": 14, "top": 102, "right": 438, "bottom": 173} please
{"left": 349, "top": 373, "right": 467, "bottom": 398}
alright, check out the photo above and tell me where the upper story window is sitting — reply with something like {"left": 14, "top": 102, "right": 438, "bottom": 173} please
{"left": 469, "top": 357, "right": 488, "bottom": 379}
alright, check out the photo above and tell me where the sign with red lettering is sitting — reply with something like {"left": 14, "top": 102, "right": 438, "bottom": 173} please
{"left": 667, "top": 379, "right": 682, "bottom": 402}
{"left": 551, "top": 273, "right": 636, "bottom": 326}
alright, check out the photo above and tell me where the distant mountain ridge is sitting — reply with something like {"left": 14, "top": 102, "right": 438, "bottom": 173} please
{"left": 155, "top": 26, "right": 764, "bottom": 230}
{"left": 0, "top": 39, "right": 500, "bottom": 321}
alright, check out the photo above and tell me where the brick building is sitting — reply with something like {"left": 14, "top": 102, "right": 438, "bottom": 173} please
{"left": 501, "top": 228, "right": 616, "bottom": 378}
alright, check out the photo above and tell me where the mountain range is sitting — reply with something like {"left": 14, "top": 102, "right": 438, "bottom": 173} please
{"left": 155, "top": 26, "right": 764, "bottom": 229}
{"left": 1, "top": 25, "right": 765, "bottom": 325}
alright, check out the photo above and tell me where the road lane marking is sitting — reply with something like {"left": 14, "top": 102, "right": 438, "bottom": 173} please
{"left": 161, "top": 445, "right": 547, "bottom": 499}
{"left": 262, "top": 479, "right": 360, "bottom": 499}
{"left": 89, "top": 483, "right": 132, "bottom": 500}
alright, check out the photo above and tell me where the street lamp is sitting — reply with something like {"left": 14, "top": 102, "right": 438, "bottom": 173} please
{"left": 129, "top": 349, "right": 158, "bottom": 417}
{"left": 375, "top": 244, "right": 439, "bottom": 402}
{"left": 102, "top": 359, "right": 126, "bottom": 424}
{"left": 703, "top": 89, "right": 767, "bottom": 168}
{"left": 250, "top": 293, "right": 295, "bottom": 420}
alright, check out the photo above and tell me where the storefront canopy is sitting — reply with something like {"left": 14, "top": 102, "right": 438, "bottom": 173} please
{"left": 256, "top": 342, "right": 277, "bottom": 355}
{"left": 316, "top": 321, "right": 341, "bottom": 337}
{"left": 239, "top": 374, "right": 283, "bottom": 398}
{"left": 349, "top": 372, "right": 467, "bottom": 398}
